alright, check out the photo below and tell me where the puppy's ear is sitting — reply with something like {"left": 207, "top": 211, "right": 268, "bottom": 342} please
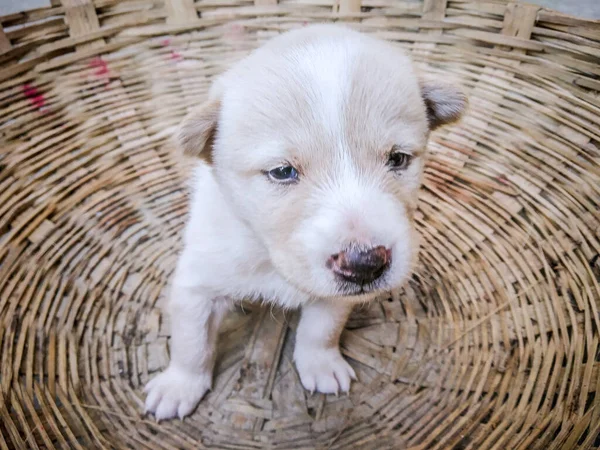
{"left": 419, "top": 79, "right": 467, "bottom": 130}
{"left": 177, "top": 100, "right": 220, "bottom": 163}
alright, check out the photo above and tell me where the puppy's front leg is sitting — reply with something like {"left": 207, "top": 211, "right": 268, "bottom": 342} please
{"left": 144, "top": 282, "right": 227, "bottom": 420}
{"left": 294, "top": 300, "right": 356, "bottom": 394}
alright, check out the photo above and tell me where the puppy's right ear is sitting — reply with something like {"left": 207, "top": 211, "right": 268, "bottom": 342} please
{"left": 419, "top": 78, "right": 467, "bottom": 131}
{"left": 177, "top": 100, "right": 220, "bottom": 163}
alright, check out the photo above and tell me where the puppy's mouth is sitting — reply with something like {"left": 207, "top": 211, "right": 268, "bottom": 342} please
{"left": 336, "top": 279, "right": 388, "bottom": 297}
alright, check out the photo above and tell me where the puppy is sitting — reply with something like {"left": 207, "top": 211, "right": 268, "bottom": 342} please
{"left": 144, "top": 24, "right": 466, "bottom": 420}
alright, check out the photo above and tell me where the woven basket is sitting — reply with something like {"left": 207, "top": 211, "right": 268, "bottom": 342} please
{"left": 1, "top": 0, "right": 599, "bottom": 449}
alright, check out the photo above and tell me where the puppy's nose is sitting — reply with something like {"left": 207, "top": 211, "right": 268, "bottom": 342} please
{"left": 328, "top": 245, "right": 391, "bottom": 285}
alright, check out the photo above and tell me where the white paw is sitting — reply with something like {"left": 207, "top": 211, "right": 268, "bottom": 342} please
{"left": 294, "top": 347, "right": 357, "bottom": 395}
{"left": 144, "top": 365, "right": 211, "bottom": 420}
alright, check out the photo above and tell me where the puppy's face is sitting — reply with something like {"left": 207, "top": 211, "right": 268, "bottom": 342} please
{"left": 179, "top": 26, "right": 466, "bottom": 300}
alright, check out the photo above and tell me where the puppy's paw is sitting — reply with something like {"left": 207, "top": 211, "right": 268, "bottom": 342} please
{"left": 294, "top": 347, "right": 357, "bottom": 395}
{"left": 144, "top": 365, "right": 211, "bottom": 420}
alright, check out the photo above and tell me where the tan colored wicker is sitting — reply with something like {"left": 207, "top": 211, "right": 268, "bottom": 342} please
{"left": 1, "top": 0, "right": 599, "bottom": 448}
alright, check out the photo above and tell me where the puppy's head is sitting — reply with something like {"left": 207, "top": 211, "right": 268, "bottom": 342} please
{"left": 179, "top": 25, "right": 467, "bottom": 300}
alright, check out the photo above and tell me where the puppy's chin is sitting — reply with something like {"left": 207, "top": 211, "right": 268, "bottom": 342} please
{"left": 333, "top": 287, "right": 387, "bottom": 303}
{"left": 333, "top": 273, "right": 409, "bottom": 302}
{"left": 277, "top": 265, "right": 409, "bottom": 303}
{"left": 336, "top": 281, "right": 389, "bottom": 298}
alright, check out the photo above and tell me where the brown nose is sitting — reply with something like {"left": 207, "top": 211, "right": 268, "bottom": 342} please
{"left": 328, "top": 245, "right": 391, "bottom": 285}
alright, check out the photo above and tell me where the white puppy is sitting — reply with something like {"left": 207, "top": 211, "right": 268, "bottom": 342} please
{"left": 144, "top": 24, "right": 466, "bottom": 420}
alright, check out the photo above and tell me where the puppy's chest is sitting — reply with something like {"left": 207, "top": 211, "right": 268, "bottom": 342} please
{"left": 238, "top": 267, "right": 310, "bottom": 308}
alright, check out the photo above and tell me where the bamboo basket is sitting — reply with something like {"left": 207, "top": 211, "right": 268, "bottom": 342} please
{"left": 1, "top": 0, "right": 599, "bottom": 449}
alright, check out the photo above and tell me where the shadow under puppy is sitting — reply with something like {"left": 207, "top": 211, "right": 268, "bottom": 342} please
{"left": 145, "top": 24, "right": 467, "bottom": 420}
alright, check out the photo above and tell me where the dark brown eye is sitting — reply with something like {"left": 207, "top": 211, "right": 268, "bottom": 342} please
{"left": 387, "top": 151, "right": 412, "bottom": 171}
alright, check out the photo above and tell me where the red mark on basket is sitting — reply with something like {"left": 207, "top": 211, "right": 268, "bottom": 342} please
{"left": 89, "top": 57, "right": 109, "bottom": 76}
{"left": 225, "top": 23, "right": 245, "bottom": 41}
{"left": 497, "top": 175, "right": 509, "bottom": 185}
{"left": 23, "top": 84, "right": 46, "bottom": 109}
{"left": 161, "top": 38, "right": 184, "bottom": 62}
{"left": 302, "top": 21, "right": 308, "bottom": 26}
{"left": 170, "top": 50, "right": 183, "bottom": 61}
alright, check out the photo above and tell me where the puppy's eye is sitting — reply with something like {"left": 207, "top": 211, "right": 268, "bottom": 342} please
{"left": 387, "top": 151, "right": 412, "bottom": 171}
{"left": 268, "top": 165, "right": 299, "bottom": 183}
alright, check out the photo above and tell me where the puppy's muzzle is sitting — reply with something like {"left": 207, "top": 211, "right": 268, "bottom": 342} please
{"left": 328, "top": 245, "right": 391, "bottom": 285}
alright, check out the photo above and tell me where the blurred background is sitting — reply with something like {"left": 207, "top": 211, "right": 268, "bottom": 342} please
{"left": 2, "top": 0, "right": 600, "bottom": 18}
{"left": 526, "top": 0, "right": 599, "bottom": 17}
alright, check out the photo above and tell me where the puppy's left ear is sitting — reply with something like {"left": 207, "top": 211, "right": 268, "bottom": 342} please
{"left": 419, "top": 79, "right": 467, "bottom": 131}
{"left": 177, "top": 99, "right": 220, "bottom": 163}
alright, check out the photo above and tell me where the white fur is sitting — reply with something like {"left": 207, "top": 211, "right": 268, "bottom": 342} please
{"left": 293, "top": 300, "right": 356, "bottom": 394}
{"left": 144, "top": 24, "right": 466, "bottom": 420}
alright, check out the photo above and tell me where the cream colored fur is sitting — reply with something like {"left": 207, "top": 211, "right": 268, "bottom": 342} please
{"left": 144, "top": 24, "right": 466, "bottom": 420}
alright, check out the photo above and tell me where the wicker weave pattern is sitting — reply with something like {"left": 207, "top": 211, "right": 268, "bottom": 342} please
{"left": 1, "top": 1, "right": 599, "bottom": 449}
